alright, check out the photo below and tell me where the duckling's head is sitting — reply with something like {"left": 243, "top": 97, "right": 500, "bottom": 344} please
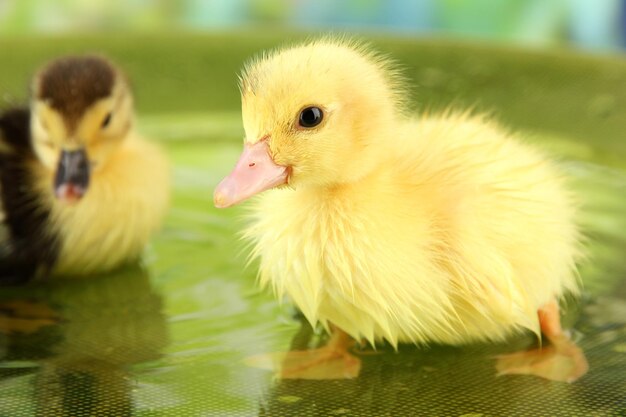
{"left": 30, "top": 55, "right": 134, "bottom": 202}
{"left": 214, "top": 39, "right": 405, "bottom": 208}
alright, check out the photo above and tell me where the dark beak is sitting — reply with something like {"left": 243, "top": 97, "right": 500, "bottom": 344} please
{"left": 54, "top": 148, "right": 90, "bottom": 202}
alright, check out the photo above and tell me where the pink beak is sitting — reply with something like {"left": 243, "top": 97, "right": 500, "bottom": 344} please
{"left": 214, "top": 140, "right": 289, "bottom": 208}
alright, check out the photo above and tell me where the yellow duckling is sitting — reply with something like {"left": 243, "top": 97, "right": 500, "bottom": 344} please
{"left": 0, "top": 55, "right": 169, "bottom": 283}
{"left": 214, "top": 40, "right": 587, "bottom": 381}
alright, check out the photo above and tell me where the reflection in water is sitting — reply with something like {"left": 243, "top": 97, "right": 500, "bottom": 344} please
{"left": 0, "top": 266, "right": 167, "bottom": 416}
{"left": 258, "top": 305, "right": 626, "bottom": 416}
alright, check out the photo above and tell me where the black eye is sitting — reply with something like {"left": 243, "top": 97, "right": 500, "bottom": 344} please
{"left": 298, "top": 107, "right": 323, "bottom": 128}
{"left": 101, "top": 113, "right": 112, "bottom": 128}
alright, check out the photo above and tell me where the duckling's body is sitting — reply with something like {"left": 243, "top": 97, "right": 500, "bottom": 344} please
{"left": 215, "top": 40, "right": 585, "bottom": 380}
{"left": 0, "top": 56, "right": 168, "bottom": 283}
{"left": 247, "top": 113, "right": 578, "bottom": 346}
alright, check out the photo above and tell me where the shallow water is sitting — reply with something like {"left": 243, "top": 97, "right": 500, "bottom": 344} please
{"left": 0, "top": 119, "right": 625, "bottom": 416}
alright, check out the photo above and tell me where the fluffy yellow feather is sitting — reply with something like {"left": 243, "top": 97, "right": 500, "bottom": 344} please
{"left": 216, "top": 40, "right": 582, "bottom": 350}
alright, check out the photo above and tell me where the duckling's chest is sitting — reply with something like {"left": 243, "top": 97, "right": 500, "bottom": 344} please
{"left": 49, "top": 147, "right": 169, "bottom": 275}
{"left": 248, "top": 188, "right": 443, "bottom": 341}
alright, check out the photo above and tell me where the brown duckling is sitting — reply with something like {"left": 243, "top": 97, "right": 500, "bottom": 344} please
{"left": 0, "top": 56, "right": 169, "bottom": 283}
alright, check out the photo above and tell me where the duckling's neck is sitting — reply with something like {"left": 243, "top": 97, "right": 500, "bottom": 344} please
{"left": 298, "top": 160, "right": 389, "bottom": 204}
{"left": 302, "top": 137, "right": 396, "bottom": 196}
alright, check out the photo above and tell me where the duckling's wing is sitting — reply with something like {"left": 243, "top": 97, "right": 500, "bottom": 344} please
{"left": 0, "top": 139, "right": 27, "bottom": 282}
{"left": 0, "top": 186, "right": 11, "bottom": 264}
{"left": 0, "top": 115, "right": 14, "bottom": 249}
{"left": 0, "top": 108, "right": 52, "bottom": 283}
{"left": 0, "top": 187, "right": 7, "bottom": 246}
{"left": 0, "top": 113, "right": 16, "bottom": 275}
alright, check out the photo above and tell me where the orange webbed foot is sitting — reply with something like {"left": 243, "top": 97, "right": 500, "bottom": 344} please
{"left": 495, "top": 299, "right": 588, "bottom": 383}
